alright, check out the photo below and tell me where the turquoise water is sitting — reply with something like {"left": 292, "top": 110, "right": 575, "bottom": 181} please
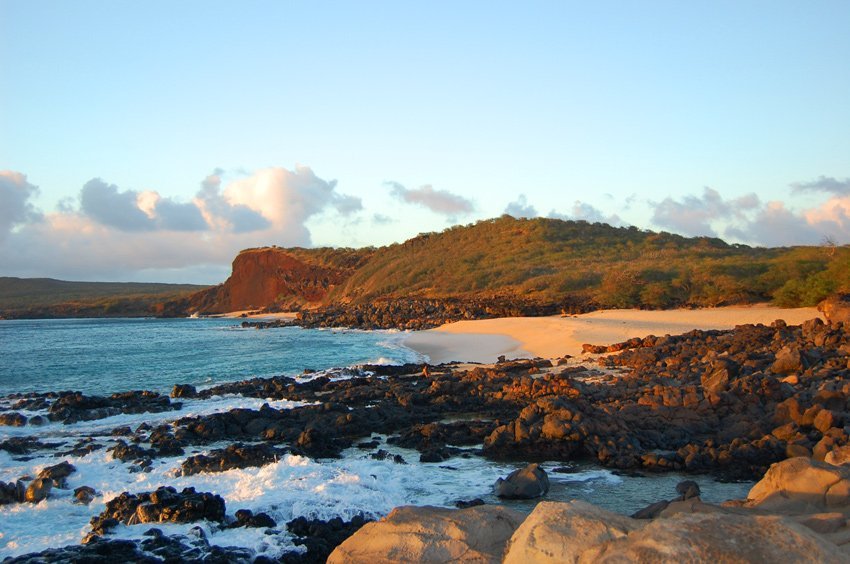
{"left": 0, "top": 318, "right": 421, "bottom": 395}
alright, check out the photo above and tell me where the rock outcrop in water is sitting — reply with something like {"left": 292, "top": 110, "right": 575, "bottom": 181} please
{"left": 86, "top": 486, "right": 226, "bottom": 541}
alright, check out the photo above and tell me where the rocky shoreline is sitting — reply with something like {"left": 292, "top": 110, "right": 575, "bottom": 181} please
{"left": 2, "top": 308, "right": 850, "bottom": 560}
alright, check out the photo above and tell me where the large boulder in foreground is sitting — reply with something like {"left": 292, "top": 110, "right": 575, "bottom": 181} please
{"left": 505, "top": 496, "right": 845, "bottom": 562}
{"left": 494, "top": 463, "right": 550, "bottom": 499}
{"left": 584, "top": 512, "right": 846, "bottom": 562}
{"left": 504, "top": 500, "right": 638, "bottom": 563}
{"left": 745, "top": 457, "right": 850, "bottom": 513}
{"left": 327, "top": 505, "right": 524, "bottom": 563}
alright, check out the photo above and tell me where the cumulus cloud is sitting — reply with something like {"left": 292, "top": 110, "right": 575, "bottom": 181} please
{"left": 564, "top": 201, "right": 624, "bottom": 226}
{"left": 791, "top": 176, "right": 850, "bottom": 196}
{"left": 0, "top": 171, "right": 42, "bottom": 241}
{"left": 195, "top": 170, "right": 270, "bottom": 233}
{"left": 0, "top": 166, "right": 362, "bottom": 282}
{"left": 504, "top": 194, "right": 538, "bottom": 218}
{"left": 506, "top": 195, "right": 624, "bottom": 227}
{"left": 651, "top": 188, "right": 760, "bottom": 237}
{"left": 651, "top": 186, "right": 850, "bottom": 246}
{"left": 388, "top": 182, "right": 474, "bottom": 216}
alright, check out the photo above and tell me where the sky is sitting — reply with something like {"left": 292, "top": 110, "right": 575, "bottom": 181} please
{"left": 1, "top": 1, "right": 849, "bottom": 283}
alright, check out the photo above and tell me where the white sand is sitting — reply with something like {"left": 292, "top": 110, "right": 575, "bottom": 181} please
{"left": 403, "top": 304, "right": 823, "bottom": 364}
{"left": 217, "top": 311, "right": 298, "bottom": 320}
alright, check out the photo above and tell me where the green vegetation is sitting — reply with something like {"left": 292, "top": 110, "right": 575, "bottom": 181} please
{"left": 327, "top": 216, "right": 850, "bottom": 309}
{"left": 0, "top": 278, "right": 207, "bottom": 318}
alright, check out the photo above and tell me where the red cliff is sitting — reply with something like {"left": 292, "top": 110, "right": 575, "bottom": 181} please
{"left": 173, "top": 247, "right": 370, "bottom": 315}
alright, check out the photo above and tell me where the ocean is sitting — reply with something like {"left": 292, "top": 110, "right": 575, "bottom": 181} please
{"left": 0, "top": 318, "right": 752, "bottom": 558}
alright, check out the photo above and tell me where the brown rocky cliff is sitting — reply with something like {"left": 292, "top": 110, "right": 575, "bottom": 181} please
{"left": 169, "top": 247, "right": 361, "bottom": 315}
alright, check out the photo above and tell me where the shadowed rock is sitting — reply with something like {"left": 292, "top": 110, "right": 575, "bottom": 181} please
{"left": 494, "top": 463, "right": 550, "bottom": 499}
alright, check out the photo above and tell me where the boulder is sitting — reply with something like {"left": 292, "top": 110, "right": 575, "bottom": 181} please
{"left": 25, "top": 477, "right": 52, "bottom": 503}
{"left": 504, "top": 500, "right": 638, "bottom": 563}
{"left": 0, "top": 412, "right": 27, "bottom": 426}
{"left": 584, "top": 513, "right": 846, "bottom": 562}
{"left": 74, "top": 486, "right": 97, "bottom": 505}
{"left": 746, "top": 457, "right": 850, "bottom": 513}
{"left": 37, "top": 460, "right": 76, "bottom": 488}
{"left": 819, "top": 294, "right": 850, "bottom": 325}
{"left": 494, "top": 463, "right": 550, "bottom": 499}
{"left": 826, "top": 446, "right": 850, "bottom": 466}
{"left": 675, "top": 480, "right": 700, "bottom": 500}
{"left": 327, "top": 505, "right": 524, "bottom": 563}
{"left": 171, "top": 384, "right": 197, "bottom": 398}
{"left": 88, "top": 486, "right": 226, "bottom": 538}
{"left": 771, "top": 346, "right": 804, "bottom": 374}
{"left": 0, "top": 480, "right": 26, "bottom": 505}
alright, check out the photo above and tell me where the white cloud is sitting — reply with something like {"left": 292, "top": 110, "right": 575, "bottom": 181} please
{"left": 504, "top": 194, "right": 538, "bottom": 218}
{"left": 651, "top": 186, "right": 850, "bottom": 246}
{"left": 0, "top": 171, "right": 42, "bottom": 241}
{"left": 0, "top": 166, "right": 361, "bottom": 282}
{"left": 388, "top": 182, "right": 474, "bottom": 215}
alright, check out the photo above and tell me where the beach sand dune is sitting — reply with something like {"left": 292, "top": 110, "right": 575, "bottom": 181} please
{"left": 404, "top": 305, "right": 823, "bottom": 364}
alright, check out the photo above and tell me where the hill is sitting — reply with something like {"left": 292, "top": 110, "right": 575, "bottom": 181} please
{"left": 0, "top": 278, "right": 207, "bottom": 319}
{"left": 174, "top": 216, "right": 849, "bottom": 320}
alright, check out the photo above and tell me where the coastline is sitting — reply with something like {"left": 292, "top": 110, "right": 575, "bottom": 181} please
{"left": 404, "top": 304, "right": 823, "bottom": 363}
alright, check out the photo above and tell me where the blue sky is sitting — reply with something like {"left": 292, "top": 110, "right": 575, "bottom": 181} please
{"left": 1, "top": 1, "right": 849, "bottom": 282}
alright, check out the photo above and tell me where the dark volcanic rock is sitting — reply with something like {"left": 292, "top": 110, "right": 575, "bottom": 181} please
{"left": 0, "top": 480, "right": 26, "bottom": 505}
{"left": 181, "top": 442, "right": 286, "bottom": 475}
{"left": 7, "top": 531, "right": 255, "bottom": 563}
{"left": 295, "top": 296, "right": 572, "bottom": 331}
{"left": 0, "top": 411, "right": 28, "bottom": 426}
{"left": 45, "top": 390, "right": 179, "bottom": 424}
{"left": 24, "top": 478, "right": 52, "bottom": 503}
{"left": 494, "top": 463, "right": 550, "bottom": 499}
{"left": 229, "top": 508, "right": 277, "bottom": 529}
{"left": 87, "top": 486, "right": 226, "bottom": 539}
{"left": 282, "top": 515, "right": 372, "bottom": 563}
{"left": 74, "top": 485, "right": 97, "bottom": 505}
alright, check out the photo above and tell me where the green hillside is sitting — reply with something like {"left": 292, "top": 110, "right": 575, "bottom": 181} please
{"left": 330, "top": 216, "right": 849, "bottom": 309}
{"left": 0, "top": 278, "right": 207, "bottom": 318}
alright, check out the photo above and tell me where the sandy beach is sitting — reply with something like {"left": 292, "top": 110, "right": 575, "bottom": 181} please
{"left": 217, "top": 311, "right": 298, "bottom": 320}
{"left": 404, "top": 304, "right": 823, "bottom": 364}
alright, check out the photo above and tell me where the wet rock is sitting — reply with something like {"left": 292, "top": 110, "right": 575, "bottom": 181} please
{"left": 455, "top": 498, "right": 485, "bottom": 509}
{"left": 0, "top": 411, "right": 27, "bottom": 426}
{"left": 0, "top": 480, "right": 26, "bottom": 505}
{"left": 74, "top": 485, "right": 97, "bottom": 505}
{"left": 171, "top": 383, "right": 197, "bottom": 398}
{"left": 284, "top": 515, "right": 372, "bottom": 563}
{"left": 47, "top": 390, "right": 178, "bottom": 424}
{"left": 25, "top": 477, "right": 52, "bottom": 503}
{"left": 37, "top": 460, "right": 76, "bottom": 488}
{"left": 88, "top": 486, "right": 226, "bottom": 538}
{"left": 181, "top": 442, "right": 285, "bottom": 475}
{"left": 494, "top": 463, "right": 550, "bottom": 499}
{"left": 676, "top": 480, "right": 701, "bottom": 500}
{"left": 229, "top": 508, "right": 277, "bottom": 529}
{"left": 0, "top": 437, "right": 52, "bottom": 455}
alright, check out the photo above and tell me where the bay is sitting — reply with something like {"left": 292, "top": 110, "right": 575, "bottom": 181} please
{"left": 0, "top": 318, "right": 421, "bottom": 395}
